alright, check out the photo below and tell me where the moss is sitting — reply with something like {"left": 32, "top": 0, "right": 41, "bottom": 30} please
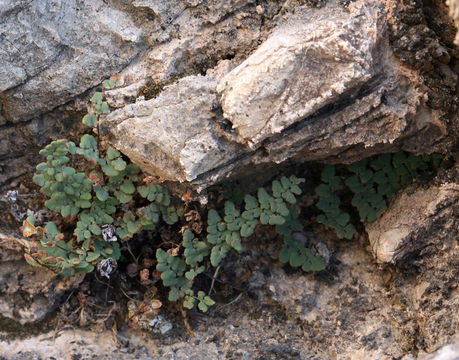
{"left": 0, "top": 312, "right": 57, "bottom": 340}
{"left": 136, "top": 74, "right": 192, "bottom": 100}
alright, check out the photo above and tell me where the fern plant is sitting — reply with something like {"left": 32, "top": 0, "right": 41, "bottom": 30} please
{"left": 315, "top": 152, "right": 442, "bottom": 238}
{"left": 315, "top": 165, "right": 355, "bottom": 239}
{"left": 22, "top": 77, "right": 181, "bottom": 277}
{"left": 156, "top": 176, "right": 326, "bottom": 312}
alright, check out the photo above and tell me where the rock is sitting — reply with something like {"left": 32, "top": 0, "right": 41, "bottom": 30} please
{"left": 366, "top": 176, "right": 458, "bottom": 264}
{"left": 419, "top": 335, "right": 459, "bottom": 359}
{"left": 0, "top": 0, "right": 268, "bottom": 123}
{"left": 0, "top": 0, "right": 142, "bottom": 123}
{"left": 0, "top": 329, "right": 149, "bottom": 360}
{"left": 100, "top": 75, "right": 244, "bottom": 183}
{"left": 0, "top": 0, "right": 275, "bottom": 195}
{"left": 0, "top": 233, "right": 83, "bottom": 324}
{"left": 447, "top": 0, "right": 459, "bottom": 45}
{"left": 364, "top": 167, "right": 459, "bottom": 351}
{"left": 263, "top": 241, "right": 409, "bottom": 359}
{"left": 101, "top": 0, "right": 450, "bottom": 191}
{"left": 217, "top": 1, "right": 382, "bottom": 148}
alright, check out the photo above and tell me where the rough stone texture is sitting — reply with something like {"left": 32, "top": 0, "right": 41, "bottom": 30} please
{"left": 0, "top": 233, "right": 83, "bottom": 324}
{"left": 100, "top": 0, "right": 453, "bottom": 191}
{"left": 217, "top": 1, "right": 384, "bottom": 148}
{"left": 364, "top": 167, "right": 459, "bottom": 354}
{"left": 419, "top": 336, "right": 459, "bottom": 359}
{"left": 0, "top": 0, "right": 271, "bottom": 123}
{"left": 0, "top": 0, "right": 142, "bottom": 123}
{"left": 0, "top": 0, "right": 282, "bottom": 193}
{"left": 447, "top": 0, "right": 459, "bottom": 45}
{"left": 100, "top": 75, "right": 245, "bottom": 183}
{"left": 366, "top": 181, "right": 458, "bottom": 264}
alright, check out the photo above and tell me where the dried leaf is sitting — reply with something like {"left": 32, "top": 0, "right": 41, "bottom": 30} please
{"left": 181, "top": 189, "right": 192, "bottom": 206}
{"left": 167, "top": 247, "right": 180, "bottom": 257}
{"left": 89, "top": 172, "right": 101, "bottom": 186}
{"left": 139, "top": 268, "right": 150, "bottom": 286}
{"left": 22, "top": 219, "right": 37, "bottom": 237}
{"left": 143, "top": 176, "right": 164, "bottom": 185}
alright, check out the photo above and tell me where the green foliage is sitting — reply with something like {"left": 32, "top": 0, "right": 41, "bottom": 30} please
{"left": 222, "top": 182, "right": 244, "bottom": 206}
{"left": 315, "top": 165, "right": 355, "bottom": 239}
{"left": 23, "top": 79, "right": 178, "bottom": 277}
{"left": 156, "top": 176, "right": 326, "bottom": 312}
{"left": 28, "top": 76, "right": 440, "bottom": 317}
{"left": 315, "top": 152, "right": 441, "bottom": 238}
{"left": 277, "top": 207, "right": 327, "bottom": 271}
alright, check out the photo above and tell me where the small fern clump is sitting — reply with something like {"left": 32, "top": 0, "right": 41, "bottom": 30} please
{"left": 156, "top": 176, "right": 326, "bottom": 311}
{"left": 315, "top": 165, "right": 355, "bottom": 239}
{"left": 315, "top": 152, "right": 442, "bottom": 238}
{"left": 22, "top": 78, "right": 181, "bottom": 277}
{"left": 23, "top": 73, "right": 440, "bottom": 315}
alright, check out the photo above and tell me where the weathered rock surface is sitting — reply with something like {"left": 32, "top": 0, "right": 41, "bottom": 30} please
{"left": 217, "top": 1, "right": 383, "bottom": 148}
{"left": 366, "top": 179, "right": 458, "bottom": 264}
{"left": 101, "top": 0, "right": 452, "bottom": 191}
{"left": 101, "top": 75, "right": 245, "bottom": 183}
{"left": 0, "top": 0, "right": 281, "bottom": 193}
{"left": 448, "top": 0, "right": 459, "bottom": 45}
{"left": 0, "top": 233, "right": 83, "bottom": 324}
{"left": 0, "top": 0, "right": 270, "bottom": 124}
{"left": 0, "top": 0, "right": 141, "bottom": 123}
{"left": 419, "top": 337, "right": 459, "bottom": 360}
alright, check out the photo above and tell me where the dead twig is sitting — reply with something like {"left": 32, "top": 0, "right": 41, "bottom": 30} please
{"left": 208, "top": 265, "right": 221, "bottom": 296}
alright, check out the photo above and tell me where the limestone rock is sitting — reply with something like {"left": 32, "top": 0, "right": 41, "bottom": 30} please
{"left": 0, "top": 233, "right": 83, "bottom": 324}
{"left": 217, "top": 1, "right": 383, "bottom": 148}
{"left": 447, "top": 0, "right": 459, "bottom": 45}
{"left": 363, "top": 168, "right": 459, "bottom": 352}
{"left": 100, "top": 0, "right": 448, "bottom": 191}
{"left": 0, "top": 0, "right": 269, "bottom": 123}
{"left": 419, "top": 336, "right": 459, "bottom": 360}
{"left": 100, "top": 75, "right": 244, "bottom": 183}
{"left": 0, "top": 0, "right": 456, "bottom": 357}
{"left": 366, "top": 176, "right": 458, "bottom": 264}
{"left": 0, "top": 0, "right": 142, "bottom": 123}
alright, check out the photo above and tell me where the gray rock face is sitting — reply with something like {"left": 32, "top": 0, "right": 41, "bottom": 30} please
{"left": 100, "top": 75, "right": 244, "bottom": 182}
{"left": 217, "top": 2, "right": 382, "bottom": 148}
{"left": 0, "top": 0, "right": 142, "bottom": 123}
{"left": 0, "top": 0, "right": 273, "bottom": 192}
{"left": 101, "top": 0, "right": 449, "bottom": 191}
{"left": 0, "top": 233, "right": 83, "bottom": 324}
{"left": 366, "top": 180, "right": 458, "bottom": 264}
{"left": 0, "top": 0, "right": 267, "bottom": 124}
